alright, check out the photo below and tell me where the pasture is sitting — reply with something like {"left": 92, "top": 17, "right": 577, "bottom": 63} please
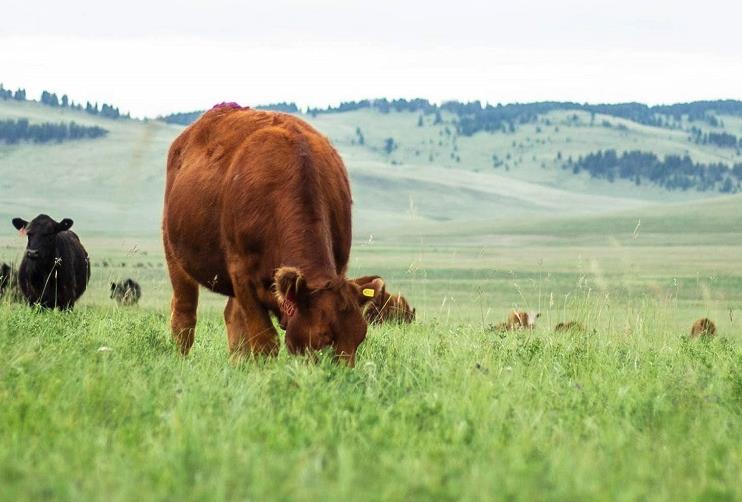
{"left": 1, "top": 98, "right": 741, "bottom": 500}
{"left": 1, "top": 221, "right": 741, "bottom": 500}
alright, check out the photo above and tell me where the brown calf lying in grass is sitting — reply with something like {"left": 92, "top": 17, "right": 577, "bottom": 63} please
{"left": 351, "top": 275, "right": 416, "bottom": 324}
{"left": 491, "top": 310, "right": 540, "bottom": 332}
{"left": 690, "top": 318, "right": 716, "bottom": 338}
{"left": 554, "top": 321, "right": 586, "bottom": 333}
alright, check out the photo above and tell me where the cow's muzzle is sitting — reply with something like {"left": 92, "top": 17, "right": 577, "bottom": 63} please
{"left": 26, "top": 249, "right": 40, "bottom": 259}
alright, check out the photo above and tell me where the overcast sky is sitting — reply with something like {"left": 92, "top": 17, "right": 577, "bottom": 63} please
{"left": 2, "top": 0, "right": 741, "bottom": 118}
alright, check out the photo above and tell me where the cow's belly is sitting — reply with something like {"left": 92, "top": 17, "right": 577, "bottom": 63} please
{"left": 164, "top": 163, "right": 234, "bottom": 296}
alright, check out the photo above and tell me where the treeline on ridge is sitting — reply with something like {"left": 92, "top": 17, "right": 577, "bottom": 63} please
{"left": 567, "top": 150, "right": 742, "bottom": 193}
{"left": 690, "top": 127, "right": 741, "bottom": 150}
{"left": 0, "top": 118, "right": 108, "bottom": 144}
{"left": 158, "top": 95, "right": 742, "bottom": 138}
{"left": 308, "top": 99, "right": 742, "bottom": 136}
{"left": 0, "top": 83, "right": 128, "bottom": 120}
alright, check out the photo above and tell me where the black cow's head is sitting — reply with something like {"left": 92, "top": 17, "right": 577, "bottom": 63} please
{"left": 12, "top": 214, "right": 73, "bottom": 261}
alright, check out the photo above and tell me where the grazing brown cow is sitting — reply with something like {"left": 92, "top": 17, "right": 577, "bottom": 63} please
{"left": 163, "top": 104, "right": 379, "bottom": 365}
{"left": 351, "top": 275, "right": 416, "bottom": 324}
{"left": 491, "top": 309, "right": 540, "bottom": 332}
{"left": 554, "top": 320, "right": 586, "bottom": 333}
{"left": 690, "top": 318, "right": 716, "bottom": 338}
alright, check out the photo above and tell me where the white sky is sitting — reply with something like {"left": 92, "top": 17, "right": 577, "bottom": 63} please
{"left": 1, "top": 0, "right": 741, "bottom": 118}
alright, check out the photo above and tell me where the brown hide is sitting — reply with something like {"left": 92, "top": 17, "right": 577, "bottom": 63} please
{"left": 351, "top": 275, "right": 415, "bottom": 325}
{"left": 163, "top": 105, "right": 373, "bottom": 364}
{"left": 505, "top": 310, "right": 540, "bottom": 330}
{"left": 690, "top": 318, "right": 716, "bottom": 338}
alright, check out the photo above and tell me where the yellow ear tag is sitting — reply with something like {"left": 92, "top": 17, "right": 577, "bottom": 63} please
{"left": 362, "top": 288, "right": 375, "bottom": 298}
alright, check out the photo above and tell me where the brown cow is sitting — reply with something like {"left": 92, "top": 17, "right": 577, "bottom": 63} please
{"left": 162, "top": 104, "right": 380, "bottom": 365}
{"left": 351, "top": 275, "right": 416, "bottom": 324}
{"left": 491, "top": 310, "right": 540, "bottom": 332}
{"left": 690, "top": 318, "right": 716, "bottom": 338}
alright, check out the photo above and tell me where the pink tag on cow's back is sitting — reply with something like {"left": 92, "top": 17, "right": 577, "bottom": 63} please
{"left": 211, "top": 102, "right": 242, "bottom": 110}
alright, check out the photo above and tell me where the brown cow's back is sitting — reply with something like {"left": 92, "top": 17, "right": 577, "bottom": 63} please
{"left": 164, "top": 107, "right": 352, "bottom": 303}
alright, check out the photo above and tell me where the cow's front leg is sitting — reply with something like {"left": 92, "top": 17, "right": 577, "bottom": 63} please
{"left": 227, "top": 268, "right": 279, "bottom": 357}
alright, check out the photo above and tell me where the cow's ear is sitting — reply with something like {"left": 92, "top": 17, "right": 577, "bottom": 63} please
{"left": 351, "top": 275, "right": 382, "bottom": 287}
{"left": 56, "top": 218, "right": 73, "bottom": 232}
{"left": 12, "top": 218, "right": 27, "bottom": 231}
{"left": 110, "top": 282, "right": 116, "bottom": 291}
{"left": 356, "top": 277, "right": 384, "bottom": 306}
{"left": 274, "top": 266, "right": 308, "bottom": 310}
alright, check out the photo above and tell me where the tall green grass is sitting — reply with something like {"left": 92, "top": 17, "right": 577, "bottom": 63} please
{"left": 1, "top": 291, "right": 740, "bottom": 500}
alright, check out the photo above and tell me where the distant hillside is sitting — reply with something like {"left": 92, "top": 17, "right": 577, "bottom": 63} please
{"left": 163, "top": 97, "right": 742, "bottom": 135}
{"left": 158, "top": 98, "right": 742, "bottom": 194}
{"left": 2, "top": 94, "right": 742, "bottom": 239}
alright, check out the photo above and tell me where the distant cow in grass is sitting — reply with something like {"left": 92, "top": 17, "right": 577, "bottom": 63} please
{"left": 0, "top": 262, "right": 22, "bottom": 301}
{"left": 351, "top": 275, "right": 416, "bottom": 324}
{"left": 690, "top": 318, "right": 716, "bottom": 338}
{"left": 110, "top": 278, "right": 142, "bottom": 306}
{"left": 492, "top": 309, "right": 540, "bottom": 332}
{"left": 554, "top": 320, "right": 586, "bottom": 333}
{"left": 11, "top": 215, "right": 90, "bottom": 309}
{"left": 163, "top": 104, "right": 378, "bottom": 364}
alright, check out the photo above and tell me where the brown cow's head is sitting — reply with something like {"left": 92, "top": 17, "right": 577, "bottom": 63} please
{"left": 274, "top": 267, "right": 382, "bottom": 366}
{"left": 351, "top": 275, "right": 415, "bottom": 325}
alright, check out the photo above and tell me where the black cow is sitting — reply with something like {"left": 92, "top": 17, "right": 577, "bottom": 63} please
{"left": 11, "top": 215, "right": 90, "bottom": 309}
{"left": 0, "top": 262, "right": 21, "bottom": 301}
{"left": 110, "top": 278, "right": 142, "bottom": 306}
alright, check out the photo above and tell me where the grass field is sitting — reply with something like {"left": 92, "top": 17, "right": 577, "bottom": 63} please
{"left": 1, "top": 224, "right": 741, "bottom": 500}
{"left": 1, "top": 98, "right": 742, "bottom": 500}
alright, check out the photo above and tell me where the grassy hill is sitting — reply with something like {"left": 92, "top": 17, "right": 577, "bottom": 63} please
{"left": 2, "top": 97, "right": 742, "bottom": 239}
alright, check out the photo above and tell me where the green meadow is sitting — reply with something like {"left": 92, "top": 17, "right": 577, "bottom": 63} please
{"left": 1, "top": 98, "right": 741, "bottom": 500}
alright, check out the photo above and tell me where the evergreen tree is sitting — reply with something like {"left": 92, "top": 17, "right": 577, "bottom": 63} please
{"left": 383, "top": 137, "right": 397, "bottom": 154}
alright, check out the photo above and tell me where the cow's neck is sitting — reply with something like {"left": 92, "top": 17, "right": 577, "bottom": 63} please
{"left": 279, "top": 222, "right": 338, "bottom": 288}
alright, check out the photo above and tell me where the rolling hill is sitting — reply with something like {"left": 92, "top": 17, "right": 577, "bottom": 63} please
{"left": 2, "top": 95, "right": 742, "bottom": 241}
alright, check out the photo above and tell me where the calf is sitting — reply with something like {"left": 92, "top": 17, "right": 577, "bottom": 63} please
{"left": 690, "top": 318, "right": 716, "bottom": 338}
{"left": 110, "top": 278, "right": 142, "bottom": 306}
{"left": 351, "top": 275, "right": 416, "bottom": 324}
{"left": 0, "top": 262, "right": 21, "bottom": 301}
{"left": 163, "top": 104, "right": 377, "bottom": 364}
{"left": 11, "top": 215, "right": 90, "bottom": 309}
{"left": 492, "top": 310, "right": 540, "bottom": 332}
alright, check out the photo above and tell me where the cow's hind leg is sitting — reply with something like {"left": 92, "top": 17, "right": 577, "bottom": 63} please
{"left": 165, "top": 254, "right": 199, "bottom": 355}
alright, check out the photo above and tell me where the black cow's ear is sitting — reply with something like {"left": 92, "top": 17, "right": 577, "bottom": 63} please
{"left": 56, "top": 218, "right": 74, "bottom": 232}
{"left": 110, "top": 282, "right": 116, "bottom": 290}
{"left": 12, "top": 218, "right": 27, "bottom": 231}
